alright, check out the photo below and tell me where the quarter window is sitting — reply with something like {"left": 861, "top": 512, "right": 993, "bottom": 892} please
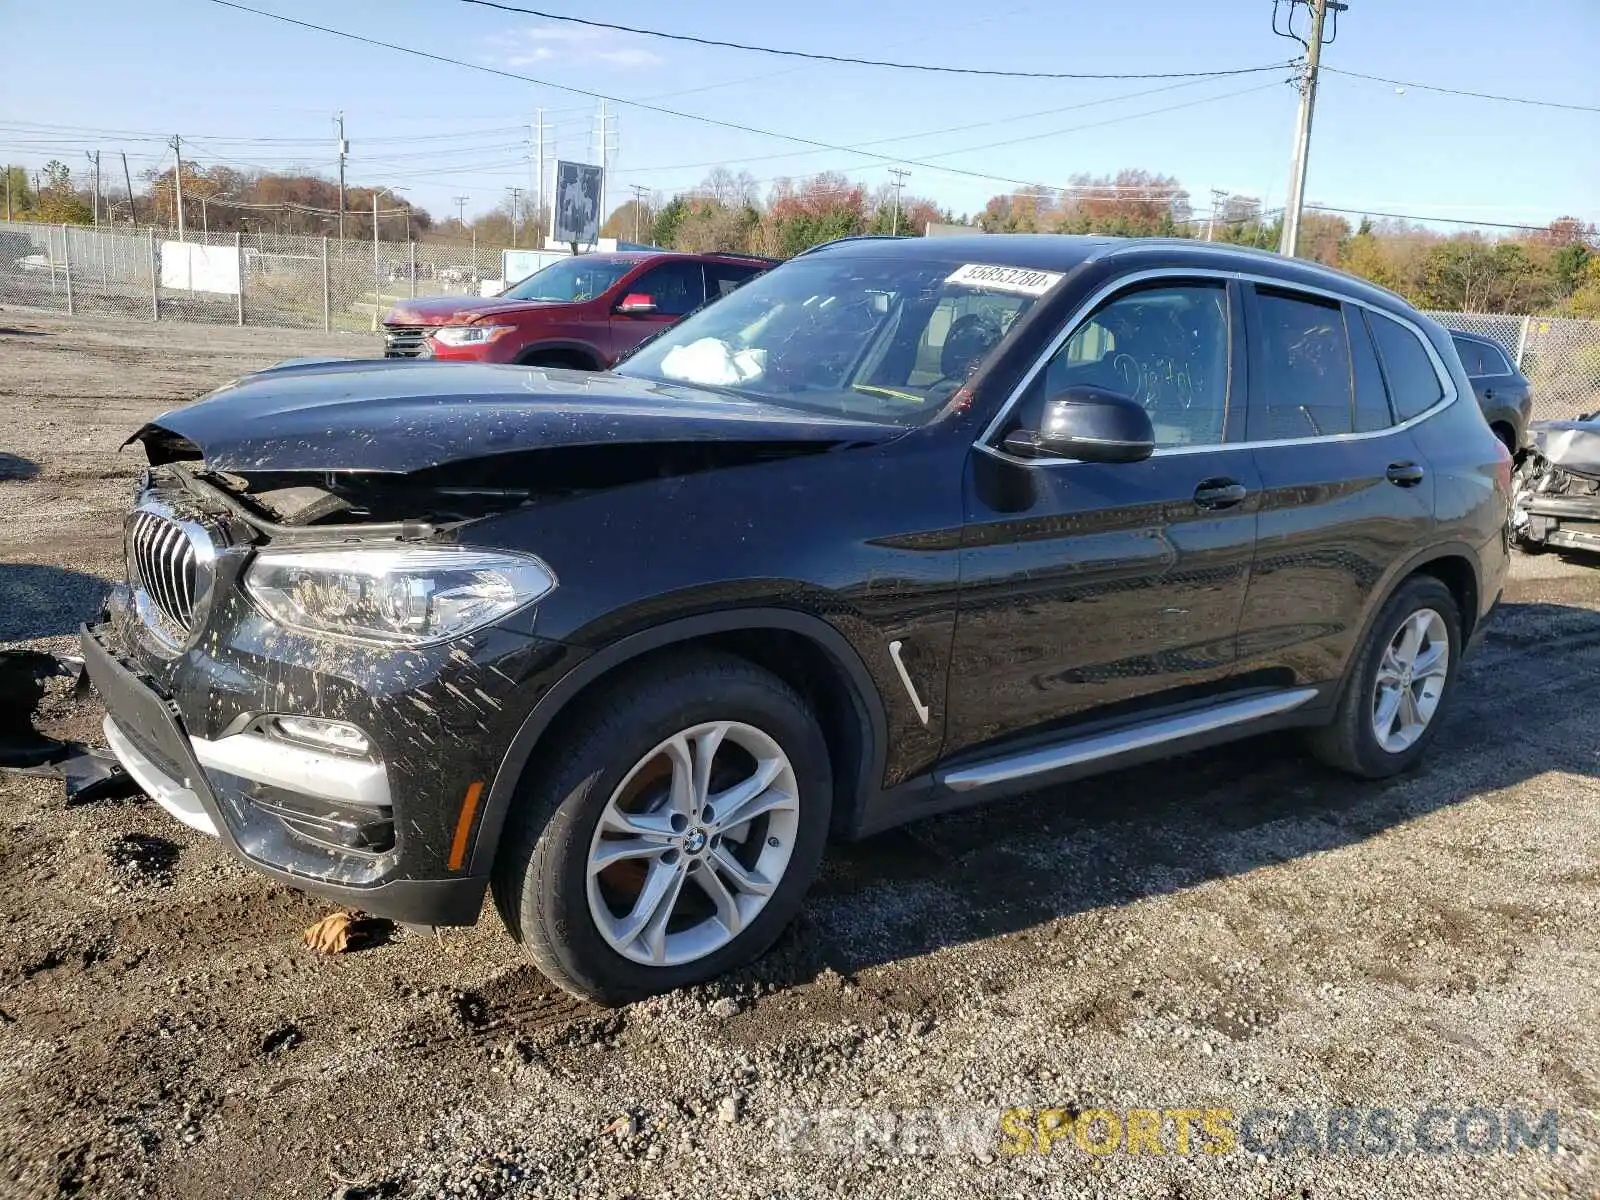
{"left": 1250, "top": 289, "right": 1354, "bottom": 440}
{"left": 1370, "top": 312, "right": 1445, "bottom": 421}
{"left": 1019, "top": 281, "right": 1232, "bottom": 449}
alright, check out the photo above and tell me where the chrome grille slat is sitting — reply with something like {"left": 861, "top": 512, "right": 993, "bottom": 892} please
{"left": 383, "top": 324, "right": 430, "bottom": 358}
{"left": 153, "top": 520, "right": 177, "bottom": 620}
{"left": 127, "top": 506, "right": 207, "bottom": 644}
{"left": 162, "top": 521, "right": 185, "bottom": 625}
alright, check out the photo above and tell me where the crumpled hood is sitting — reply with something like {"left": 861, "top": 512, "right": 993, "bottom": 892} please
{"left": 383, "top": 294, "right": 554, "bottom": 325}
{"left": 1529, "top": 417, "right": 1600, "bottom": 477}
{"left": 131, "top": 360, "right": 901, "bottom": 474}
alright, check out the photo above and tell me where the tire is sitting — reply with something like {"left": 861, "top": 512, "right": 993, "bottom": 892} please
{"left": 518, "top": 349, "right": 597, "bottom": 371}
{"left": 1307, "top": 575, "right": 1462, "bottom": 779}
{"left": 491, "top": 652, "right": 832, "bottom": 1004}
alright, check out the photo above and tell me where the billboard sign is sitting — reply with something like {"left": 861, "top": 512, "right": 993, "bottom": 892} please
{"left": 551, "top": 160, "right": 603, "bottom": 247}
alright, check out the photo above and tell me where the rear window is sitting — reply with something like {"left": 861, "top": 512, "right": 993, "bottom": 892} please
{"left": 1371, "top": 313, "right": 1445, "bottom": 421}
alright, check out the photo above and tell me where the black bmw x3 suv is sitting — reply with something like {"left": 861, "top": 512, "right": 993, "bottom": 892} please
{"left": 86, "top": 235, "right": 1510, "bottom": 1002}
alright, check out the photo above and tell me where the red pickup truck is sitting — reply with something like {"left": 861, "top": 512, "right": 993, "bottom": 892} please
{"left": 381, "top": 250, "right": 773, "bottom": 368}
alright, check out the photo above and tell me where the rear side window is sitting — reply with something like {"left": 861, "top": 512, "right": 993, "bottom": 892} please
{"left": 1350, "top": 309, "right": 1394, "bottom": 432}
{"left": 1451, "top": 335, "right": 1485, "bottom": 377}
{"left": 1370, "top": 313, "right": 1445, "bottom": 421}
{"left": 1250, "top": 289, "right": 1354, "bottom": 440}
{"left": 1478, "top": 339, "right": 1512, "bottom": 375}
{"left": 706, "top": 262, "right": 760, "bottom": 298}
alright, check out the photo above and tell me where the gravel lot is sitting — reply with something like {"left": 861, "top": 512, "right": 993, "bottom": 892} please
{"left": 1, "top": 312, "right": 1597, "bottom": 1200}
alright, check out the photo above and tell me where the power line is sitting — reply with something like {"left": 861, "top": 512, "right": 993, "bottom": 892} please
{"left": 455, "top": 0, "right": 1296, "bottom": 81}
{"left": 202, "top": 1, "right": 1284, "bottom": 196}
{"left": 1304, "top": 204, "right": 1569, "bottom": 232}
{"left": 616, "top": 74, "right": 1242, "bottom": 176}
{"left": 1322, "top": 66, "right": 1600, "bottom": 115}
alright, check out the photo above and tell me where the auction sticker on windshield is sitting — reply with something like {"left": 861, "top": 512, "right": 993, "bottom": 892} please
{"left": 945, "top": 263, "right": 1064, "bottom": 297}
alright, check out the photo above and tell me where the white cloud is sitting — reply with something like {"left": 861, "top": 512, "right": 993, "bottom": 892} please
{"left": 489, "top": 24, "right": 663, "bottom": 70}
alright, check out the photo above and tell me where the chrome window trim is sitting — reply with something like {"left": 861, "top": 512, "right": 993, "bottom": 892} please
{"left": 976, "top": 266, "right": 1460, "bottom": 466}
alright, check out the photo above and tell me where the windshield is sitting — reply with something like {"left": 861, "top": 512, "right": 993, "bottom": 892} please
{"left": 502, "top": 257, "right": 635, "bottom": 302}
{"left": 615, "top": 255, "right": 1061, "bottom": 425}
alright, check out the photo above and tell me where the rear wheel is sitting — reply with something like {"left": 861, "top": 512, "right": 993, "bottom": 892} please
{"left": 492, "top": 653, "right": 831, "bottom": 1003}
{"left": 1308, "top": 576, "right": 1461, "bottom": 778}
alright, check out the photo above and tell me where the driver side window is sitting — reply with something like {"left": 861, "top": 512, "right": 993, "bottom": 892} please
{"left": 1010, "top": 281, "right": 1232, "bottom": 449}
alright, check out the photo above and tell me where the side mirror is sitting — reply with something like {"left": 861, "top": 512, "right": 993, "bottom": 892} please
{"left": 616, "top": 293, "right": 657, "bottom": 315}
{"left": 1002, "top": 385, "right": 1155, "bottom": 464}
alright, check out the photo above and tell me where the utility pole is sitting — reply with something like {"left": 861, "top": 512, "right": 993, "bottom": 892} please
{"left": 1206, "top": 187, "right": 1228, "bottom": 241}
{"left": 533, "top": 108, "right": 550, "bottom": 244}
{"left": 628, "top": 183, "right": 649, "bottom": 242}
{"left": 170, "top": 135, "right": 185, "bottom": 242}
{"left": 887, "top": 167, "right": 910, "bottom": 236}
{"left": 507, "top": 186, "right": 524, "bottom": 247}
{"left": 122, "top": 153, "right": 138, "bottom": 225}
{"left": 335, "top": 112, "right": 348, "bottom": 244}
{"left": 1275, "top": 0, "right": 1343, "bottom": 257}
{"left": 87, "top": 151, "right": 101, "bottom": 227}
{"left": 453, "top": 195, "right": 469, "bottom": 226}
{"left": 593, "top": 100, "right": 617, "bottom": 233}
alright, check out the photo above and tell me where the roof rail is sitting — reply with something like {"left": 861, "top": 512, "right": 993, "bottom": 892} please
{"left": 793, "top": 234, "right": 913, "bottom": 258}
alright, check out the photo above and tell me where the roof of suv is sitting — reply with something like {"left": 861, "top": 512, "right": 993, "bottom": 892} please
{"left": 802, "top": 233, "right": 1414, "bottom": 315}
{"left": 583, "top": 249, "right": 779, "bottom": 267}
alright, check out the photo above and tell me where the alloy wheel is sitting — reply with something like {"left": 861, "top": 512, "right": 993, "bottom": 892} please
{"left": 1370, "top": 608, "right": 1450, "bottom": 754}
{"left": 586, "top": 721, "right": 800, "bottom": 967}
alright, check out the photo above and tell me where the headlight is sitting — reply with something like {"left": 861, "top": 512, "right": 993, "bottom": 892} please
{"left": 244, "top": 546, "right": 556, "bottom": 646}
{"left": 430, "top": 324, "right": 515, "bottom": 347}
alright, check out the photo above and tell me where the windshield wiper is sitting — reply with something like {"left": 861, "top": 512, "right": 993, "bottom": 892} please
{"left": 852, "top": 384, "right": 925, "bottom": 405}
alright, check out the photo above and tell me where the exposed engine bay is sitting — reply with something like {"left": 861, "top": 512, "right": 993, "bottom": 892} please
{"left": 1512, "top": 413, "right": 1600, "bottom": 555}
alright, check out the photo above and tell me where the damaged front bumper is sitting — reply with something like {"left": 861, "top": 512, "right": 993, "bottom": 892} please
{"left": 81, "top": 623, "right": 491, "bottom": 924}
{"left": 1512, "top": 419, "right": 1600, "bottom": 554}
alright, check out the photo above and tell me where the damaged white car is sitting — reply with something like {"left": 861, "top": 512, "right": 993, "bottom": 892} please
{"left": 1512, "top": 413, "right": 1600, "bottom": 555}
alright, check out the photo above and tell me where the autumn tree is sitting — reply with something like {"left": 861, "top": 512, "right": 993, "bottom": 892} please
{"left": 758, "top": 172, "right": 867, "bottom": 257}
{"left": 601, "top": 195, "right": 656, "bottom": 243}
{"left": 36, "top": 160, "right": 92, "bottom": 224}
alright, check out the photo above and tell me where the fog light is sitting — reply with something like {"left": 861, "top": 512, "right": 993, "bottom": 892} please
{"left": 270, "top": 715, "right": 372, "bottom": 758}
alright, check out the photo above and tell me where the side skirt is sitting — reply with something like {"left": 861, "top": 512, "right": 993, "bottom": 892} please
{"left": 848, "top": 686, "right": 1328, "bottom": 839}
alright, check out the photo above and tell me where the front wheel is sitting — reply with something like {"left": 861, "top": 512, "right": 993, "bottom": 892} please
{"left": 492, "top": 653, "right": 832, "bottom": 1004}
{"left": 1308, "top": 576, "right": 1462, "bottom": 779}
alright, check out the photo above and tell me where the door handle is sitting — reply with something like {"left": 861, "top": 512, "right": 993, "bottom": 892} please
{"left": 1387, "top": 462, "right": 1426, "bottom": 487}
{"left": 1193, "top": 478, "right": 1248, "bottom": 510}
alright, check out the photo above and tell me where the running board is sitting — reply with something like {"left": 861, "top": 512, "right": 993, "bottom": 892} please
{"left": 940, "top": 687, "right": 1320, "bottom": 793}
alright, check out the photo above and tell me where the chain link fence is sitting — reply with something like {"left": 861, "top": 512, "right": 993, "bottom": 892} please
{"left": 0, "top": 219, "right": 507, "bottom": 333}
{"left": 1423, "top": 310, "right": 1600, "bottom": 422}
{"left": 4, "top": 219, "right": 1598, "bottom": 420}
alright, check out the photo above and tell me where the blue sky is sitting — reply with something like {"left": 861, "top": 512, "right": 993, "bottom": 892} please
{"left": 2, "top": 0, "right": 1595, "bottom": 229}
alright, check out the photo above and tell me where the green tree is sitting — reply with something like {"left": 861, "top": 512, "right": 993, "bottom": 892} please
{"left": 651, "top": 195, "right": 687, "bottom": 248}
{"left": 36, "top": 160, "right": 91, "bottom": 224}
